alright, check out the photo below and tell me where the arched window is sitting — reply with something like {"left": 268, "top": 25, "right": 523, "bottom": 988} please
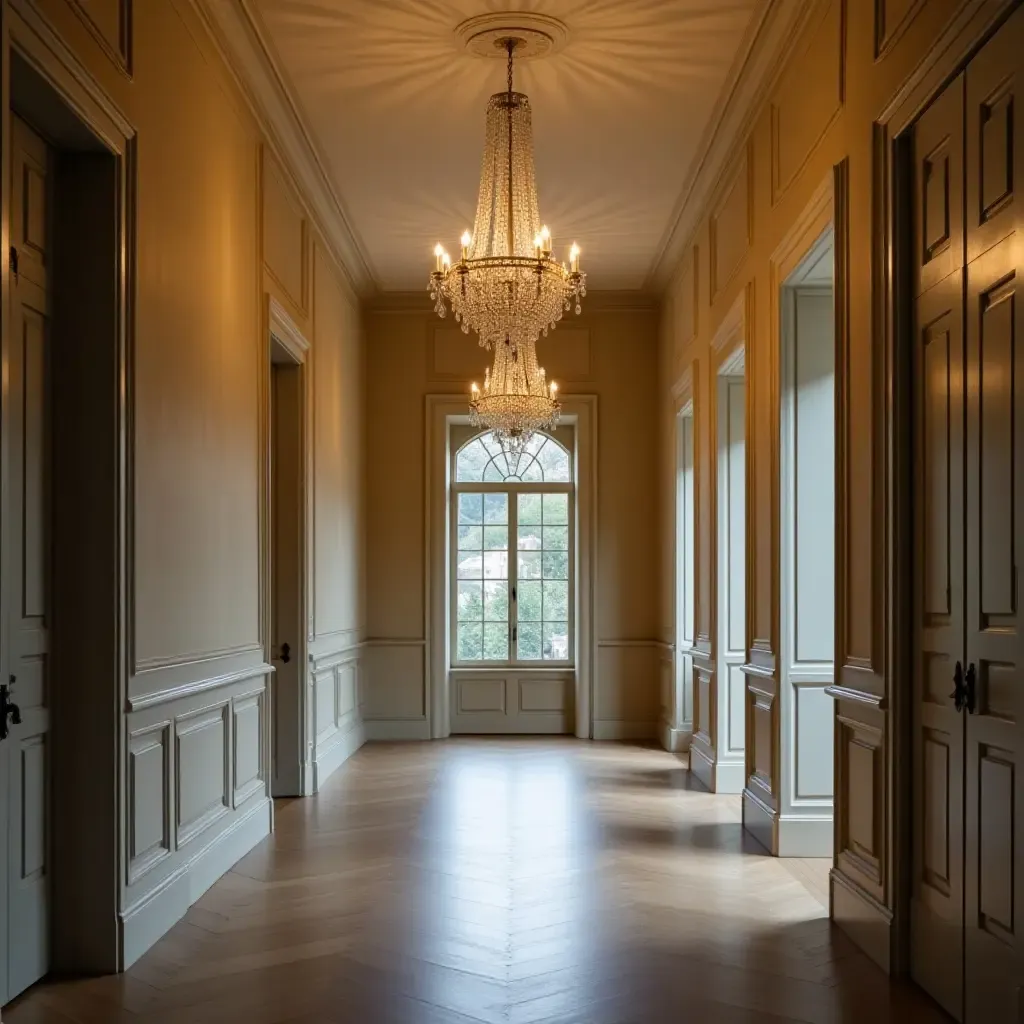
{"left": 451, "top": 429, "right": 574, "bottom": 665}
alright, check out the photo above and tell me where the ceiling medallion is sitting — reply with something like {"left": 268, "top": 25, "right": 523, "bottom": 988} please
{"left": 429, "top": 26, "right": 583, "bottom": 451}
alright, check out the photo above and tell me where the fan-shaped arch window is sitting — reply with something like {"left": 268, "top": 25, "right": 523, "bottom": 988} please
{"left": 456, "top": 431, "right": 571, "bottom": 484}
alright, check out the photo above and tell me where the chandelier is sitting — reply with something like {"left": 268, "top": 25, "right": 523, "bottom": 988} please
{"left": 428, "top": 38, "right": 586, "bottom": 352}
{"left": 470, "top": 337, "right": 559, "bottom": 455}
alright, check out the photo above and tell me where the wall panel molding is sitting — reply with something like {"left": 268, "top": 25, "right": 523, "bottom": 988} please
{"left": 770, "top": 0, "right": 846, "bottom": 206}
{"left": 64, "top": 0, "right": 132, "bottom": 77}
{"left": 174, "top": 703, "right": 231, "bottom": 850}
{"left": 873, "top": 0, "right": 929, "bottom": 60}
{"left": 709, "top": 146, "right": 753, "bottom": 301}
{"left": 127, "top": 722, "right": 171, "bottom": 885}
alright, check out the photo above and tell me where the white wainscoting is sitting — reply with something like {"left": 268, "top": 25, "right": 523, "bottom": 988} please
{"left": 309, "top": 641, "right": 366, "bottom": 790}
{"left": 121, "top": 665, "right": 273, "bottom": 968}
{"left": 361, "top": 639, "right": 430, "bottom": 740}
{"left": 450, "top": 670, "right": 574, "bottom": 734}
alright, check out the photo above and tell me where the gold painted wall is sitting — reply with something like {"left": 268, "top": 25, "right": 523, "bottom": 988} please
{"left": 656, "top": 0, "right": 1006, "bottom": 971}
{"left": 365, "top": 300, "right": 660, "bottom": 737}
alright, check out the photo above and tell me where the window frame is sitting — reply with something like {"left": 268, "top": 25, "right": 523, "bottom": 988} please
{"left": 450, "top": 433, "right": 575, "bottom": 669}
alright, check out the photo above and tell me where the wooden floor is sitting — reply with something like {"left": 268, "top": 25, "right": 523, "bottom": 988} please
{"left": 9, "top": 740, "right": 947, "bottom": 1023}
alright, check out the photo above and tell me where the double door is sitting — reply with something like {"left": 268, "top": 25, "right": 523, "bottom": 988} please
{"left": 911, "top": 9, "right": 1023, "bottom": 1021}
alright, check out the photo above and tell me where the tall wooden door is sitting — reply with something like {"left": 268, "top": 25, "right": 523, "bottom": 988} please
{"left": 910, "top": 75, "right": 966, "bottom": 1019}
{"left": 910, "top": 8, "right": 1024, "bottom": 1021}
{"left": 3, "top": 115, "right": 53, "bottom": 1002}
{"left": 961, "top": 10, "right": 1023, "bottom": 1018}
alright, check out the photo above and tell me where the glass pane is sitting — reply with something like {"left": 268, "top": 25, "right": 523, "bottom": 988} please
{"left": 481, "top": 432, "right": 505, "bottom": 459}
{"left": 457, "top": 552, "right": 484, "bottom": 579}
{"left": 456, "top": 440, "right": 489, "bottom": 482}
{"left": 518, "top": 551, "right": 542, "bottom": 579}
{"left": 542, "top": 493, "right": 568, "bottom": 525}
{"left": 542, "top": 550, "right": 569, "bottom": 580}
{"left": 459, "top": 492, "right": 483, "bottom": 524}
{"left": 517, "top": 581, "right": 542, "bottom": 621}
{"left": 517, "top": 621, "right": 542, "bottom": 661}
{"left": 543, "top": 580, "right": 569, "bottom": 621}
{"left": 483, "top": 581, "right": 508, "bottom": 621}
{"left": 458, "top": 525, "right": 482, "bottom": 550}
{"left": 520, "top": 456, "right": 543, "bottom": 482}
{"left": 484, "top": 493, "right": 508, "bottom": 524}
{"left": 483, "top": 551, "right": 508, "bottom": 579}
{"left": 543, "top": 622, "right": 570, "bottom": 661}
{"left": 458, "top": 621, "right": 483, "bottom": 661}
{"left": 457, "top": 581, "right": 483, "bottom": 621}
{"left": 483, "top": 461, "right": 504, "bottom": 482}
{"left": 517, "top": 524, "right": 542, "bottom": 551}
{"left": 517, "top": 493, "right": 542, "bottom": 525}
{"left": 483, "top": 622, "right": 508, "bottom": 661}
{"left": 543, "top": 525, "right": 568, "bottom": 550}
{"left": 538, "top": 441, "right": 571, "bottom": 481}
{"left": 483, "top": 526, "right": 507, "bottom": 551}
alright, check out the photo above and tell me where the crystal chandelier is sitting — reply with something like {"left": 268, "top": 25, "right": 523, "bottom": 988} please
{"left": 470, "top": 337, "right": 559, "bottom": 455}
{"left": 428, "top": 39, "right": 586, "bottom": 352}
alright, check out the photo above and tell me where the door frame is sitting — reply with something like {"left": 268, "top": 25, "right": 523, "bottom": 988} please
{"left": 1, "top": 0, "right": 136, "bottom": 983}
{"left": 425, "top": 394, "right": 597, "bottom": 740}
{"left": 263, "top": 296, "right": 312, "bottom": 794}
{"left": 877, "top": 0, "right": 1022, "bottom": 975}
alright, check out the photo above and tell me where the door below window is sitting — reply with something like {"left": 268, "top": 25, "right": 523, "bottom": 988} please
{"left": 449, "top": 671, "right": 574, "bottom": 734}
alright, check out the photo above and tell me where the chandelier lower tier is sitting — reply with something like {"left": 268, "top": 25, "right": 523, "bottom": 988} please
{"left": 429, "top": 36, "right": 586, "bottom": 352}
{"left": 470, "top": 337, "right": 559, "bottom": 455}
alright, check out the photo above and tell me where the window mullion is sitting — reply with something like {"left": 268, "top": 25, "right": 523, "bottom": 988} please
{"left": 509, "top": 488, "right": 518, "bottom": 665}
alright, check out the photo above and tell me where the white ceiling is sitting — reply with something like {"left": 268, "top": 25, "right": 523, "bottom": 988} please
{"left": 252, "top": 0, "right": 764, "bottom": 292}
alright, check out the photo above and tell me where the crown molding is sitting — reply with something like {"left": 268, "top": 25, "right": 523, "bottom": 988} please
{"left": 366, "top": 289, "right": 660, "bottom": 316}
{"left": 190, "top": 0, "right": 376, "bottom": 297}
{"left": 646, "top": 0, "right": 818, "bottom": 292}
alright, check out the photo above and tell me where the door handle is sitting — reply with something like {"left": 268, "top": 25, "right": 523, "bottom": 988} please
{"left": 278, "top": 642, "right": 291, "bottom": 664}
{"left": 0, "top": 683, "right": 22, "bottom": 741}
{"left": 964, "top": 662, "right": 977, "bottom": 715}
{"left": 950, "top": 660, "right": 966, "bottom": 713}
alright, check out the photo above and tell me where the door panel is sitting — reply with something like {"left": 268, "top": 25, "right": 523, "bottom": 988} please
{"left": 911, "top": 272, "right": 966, "bottom": 1021}
{"left": 965, "top": 5, "right": 1023, "bottom": 264}
{"left": 914, "top": 73, "right": 964, "bottom": 297}
{"left": 5, "top": 116, "right": 52, "bottom": 1002}
{"left": 963, "top": 234, "right": 1022, "bottom": 1023}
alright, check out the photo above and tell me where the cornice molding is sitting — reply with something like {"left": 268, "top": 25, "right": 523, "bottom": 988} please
{"left": 647, "top": 0, "right": 819, "bottom": 292}
{"left": 366, "top": 289, "right": 660, "bottom": 316}
{"left": 190, "top": 0, "right": 376, "bottom": 297}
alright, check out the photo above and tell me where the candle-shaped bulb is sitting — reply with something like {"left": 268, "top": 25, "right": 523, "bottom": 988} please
{"left": 461, "top": 230, "right": 471, "bottom": 260}
{"left": 569, "top": 242, "right": 580, "bottom": 272}
{"left": 434, "top": 242, "right": 444, "bottom": 271}
{"left": 442, "top": 251, "right": 451, "bottom": 270}
{"left": 540, "top": 225, "right": 551, "bottom": 253}
{"left": 533, "top": 234, "right": 543, "bottom": 256}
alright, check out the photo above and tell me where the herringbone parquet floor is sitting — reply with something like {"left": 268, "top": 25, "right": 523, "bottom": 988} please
{"left": 7, "top": 740, "right": 948, "bottom": 1023}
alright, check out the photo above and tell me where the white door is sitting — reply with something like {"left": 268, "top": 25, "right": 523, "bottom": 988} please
{"left": 3, "top": 115, "right": 52, "bottom": 1003}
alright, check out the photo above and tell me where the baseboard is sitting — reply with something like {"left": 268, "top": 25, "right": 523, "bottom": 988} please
{"left": 658, "top": 718, "right": 692, "bottom": 752}
{"left": 742, "top": 787, "right": 775, "bottom": 853}
{"left": 364, "top": 718, "right": 431, "bottom": 741}
{"left": 592, "top": 720, "right": 657, "bottom": 741}
{"left": 313, "top": 719, "right": 365, "bottom": 791}
{"left": 777, "top": 812, "right": 833, "bottom": 858}
{"left": 120, "top": 797, "right": 271, "bottom": 968}
{"left": 831, "top": 868, "right": 893, "bottom": 973}
{"left": 689, "top": 740, "right": 715, "bottom": 790}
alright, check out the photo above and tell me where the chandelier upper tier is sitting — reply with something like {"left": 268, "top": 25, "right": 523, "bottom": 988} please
{"left": 429, "top": 35, "right": 586, "bottom": 351}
